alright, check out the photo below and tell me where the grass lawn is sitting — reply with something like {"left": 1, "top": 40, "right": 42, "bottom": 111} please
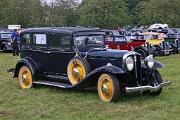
{"left": 0, "top": 53, "right": 180, "bottom": 120}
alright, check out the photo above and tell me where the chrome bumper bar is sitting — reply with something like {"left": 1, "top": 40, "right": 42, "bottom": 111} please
{"left": 126, "top": 81, "right": 171, "bottom": 93}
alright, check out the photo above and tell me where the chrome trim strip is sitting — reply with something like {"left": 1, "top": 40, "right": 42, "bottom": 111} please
{"left": 126, "top": 81, "right": 171, "bottom": 93}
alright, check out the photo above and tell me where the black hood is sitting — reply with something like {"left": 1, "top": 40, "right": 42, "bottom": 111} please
{"left": 80, "top": 49, "right": 129, "bottom": 70}
{"left": 83, "top": 49, "right": 128, "bottom": 59}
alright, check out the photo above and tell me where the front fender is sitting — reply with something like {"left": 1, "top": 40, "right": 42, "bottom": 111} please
{"left": 4, "top": 43, "right": 13, "bottom": 50}
{"left": 14, "top": 57, "right": 39, "bottom": 78}
{"left": 141, "top": 61, "right": 164, "bottom": 69}
{"left": 74, "top": 65, "right": 125, "bottom": 87}
{"left": 153, "top": 61, "right": 164, "bottom": 69}
{"left": 90, "top": 65, "right": 125, "bottom": 75}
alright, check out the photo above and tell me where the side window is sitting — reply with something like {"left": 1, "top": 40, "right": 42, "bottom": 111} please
{"left": 49, "top": 33, "right": 71, "bottom": 51}
{"left": 21, "top": 34, "right": 31, "bottom": 46}
{"left": 33, "top": 34, "right": 47, "bottom": 47}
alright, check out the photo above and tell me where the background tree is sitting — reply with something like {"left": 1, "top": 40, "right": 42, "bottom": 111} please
{"left": 78, "top": 0, "right": 130, "bottom": 28}
{"left": 0, "top": 0, "right": 180, "bottom": 28}
{"left": 137, "top": 0, "right": 180, "bottom": 27}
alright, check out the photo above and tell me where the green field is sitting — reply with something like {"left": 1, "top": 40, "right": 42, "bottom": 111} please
{"left": 0, "top": 53, "right": 180, "bottom": 120}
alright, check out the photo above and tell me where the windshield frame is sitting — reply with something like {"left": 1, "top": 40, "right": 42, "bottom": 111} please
{"left": 73, "top": 34, "right": 105, "bottom": 48}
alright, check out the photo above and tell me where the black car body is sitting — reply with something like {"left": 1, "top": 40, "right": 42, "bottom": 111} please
{"left": 0, "top": 32, "right": 13, "bottom": 51}
{"left": 13, "top": 27, "right": 171, "bottom": 102}
{"left": 164, "top": 33, "right": 180, "bottom": 53}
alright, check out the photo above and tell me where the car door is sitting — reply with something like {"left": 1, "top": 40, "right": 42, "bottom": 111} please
{"left": 30, "top": 33, "right": 49, "bottom": 73}
{"left": 48, "top": 32, "right": 75, "bottom": 76}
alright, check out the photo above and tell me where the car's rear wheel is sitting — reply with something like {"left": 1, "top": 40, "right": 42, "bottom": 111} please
{"left": 97, "top": 74, "right": 120, "bottom": 102}
{"left": 67, "top": 57, "right": 90, "bottom": 85}
{"left": 18, "top": 66, "right": 33, "bottom": 89}
{"left": 154, "top": 46, "right": 163, "bottom": 56}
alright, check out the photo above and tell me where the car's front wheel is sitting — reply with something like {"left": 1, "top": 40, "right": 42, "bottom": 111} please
{"left": 97, "top": 74, "right": 120, "bottom": 102}
{"left": 18, "top": 66, "right": 33, "bottom": 89}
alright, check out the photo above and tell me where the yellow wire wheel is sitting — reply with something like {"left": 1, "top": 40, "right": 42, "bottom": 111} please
{"left": 98, "top": 74, "right": 120, "bottom": 102}
{"left": 18, "top": 66, "right": 33, "bottom": 89}
{"left": 67, "top": 57, "right": 90, "bottom": 85}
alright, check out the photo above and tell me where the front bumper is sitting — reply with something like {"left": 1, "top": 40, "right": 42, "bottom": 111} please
{"left": 126, "top": 81, "right": 171, "bottom": 93}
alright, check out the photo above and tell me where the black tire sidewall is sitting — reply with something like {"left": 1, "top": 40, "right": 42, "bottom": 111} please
{"left": 154, "top": 46, "right": 163, "bottom": 56}
{"left": 150, "top": 70, "right": 163, "bottom": 96}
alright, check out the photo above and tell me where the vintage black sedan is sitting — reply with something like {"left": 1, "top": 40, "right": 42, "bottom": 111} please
{"left": 0, "top": 31, "right": 13, "bottom": 51}
{"left": 13, "top": 27, "right": 171, "bottom": 102}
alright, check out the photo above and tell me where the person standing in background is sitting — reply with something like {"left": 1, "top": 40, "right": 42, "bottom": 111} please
{"left": 11, "top": 29, "right": 19, "bottom": 56}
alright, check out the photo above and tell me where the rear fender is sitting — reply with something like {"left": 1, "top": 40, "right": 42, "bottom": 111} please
{"left": 14, "top": 57, "right": 39, "bottom": 78}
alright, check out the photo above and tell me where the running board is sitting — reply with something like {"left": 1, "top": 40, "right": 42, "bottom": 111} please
{"left": 33, "top": 81, "right": 74, "bottom": 89}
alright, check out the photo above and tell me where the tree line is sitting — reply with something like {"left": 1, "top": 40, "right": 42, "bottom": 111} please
{"left": 0, "top": 0, "right": 179, "bottom": 29}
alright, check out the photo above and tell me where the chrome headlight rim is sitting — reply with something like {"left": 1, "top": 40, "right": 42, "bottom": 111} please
{"left": 125, "top": 56, "right": 134, "bottom": 71}
{"left": 145, "top": 55, "right": 154, "bottom": 69}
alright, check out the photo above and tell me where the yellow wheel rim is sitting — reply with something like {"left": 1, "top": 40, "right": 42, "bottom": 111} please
{"left": 68, "top": 59, "right": 86, "bottom": 85}
{"left": 98, "top": 74, "right": 114, "bottom": 102}
{"left": 18, "top": 66, "right": 33, "bottom": 89}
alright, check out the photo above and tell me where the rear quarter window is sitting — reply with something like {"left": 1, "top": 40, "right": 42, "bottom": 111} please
{"left": 33, "top": 34, "right": 47, "bottom": 47}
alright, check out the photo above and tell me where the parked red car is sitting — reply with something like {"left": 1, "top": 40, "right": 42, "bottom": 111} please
{"left": 103, "top": 30, "right": 149, "bottom": 58}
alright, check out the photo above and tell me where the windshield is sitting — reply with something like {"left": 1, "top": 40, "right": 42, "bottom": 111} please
{"left": 112, "top": 31, "right": 120, "bottom": 36}
{"left": 74, "top": 35, "right": 104, "bottom": 47}
{"left": 115, "top": 36, "right": 127, "bottom": 42}
{"left": 1, "top": 33, "right": 11, "bottom": 39}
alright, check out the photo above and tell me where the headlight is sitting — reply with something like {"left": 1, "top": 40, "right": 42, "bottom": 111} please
{"left": 125, "top": 56, "right": 134, "bottom": 71}
{"left": 145, "top": 55, "right": 154, "bottom": 68}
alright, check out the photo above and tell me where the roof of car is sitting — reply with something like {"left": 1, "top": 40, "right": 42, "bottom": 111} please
{"left": 21, "top": 27, "right": 101, "bottom": 34}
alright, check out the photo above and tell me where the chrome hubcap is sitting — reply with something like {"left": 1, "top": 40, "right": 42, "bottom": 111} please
{"left": 73, "top": 68, "right": 79, "bottom": 77}
{"left": 102, "top": 84, "right": 108, "bottom": 93}
{"left": 22, "top": 74, "right": 27, "bottom": 82}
